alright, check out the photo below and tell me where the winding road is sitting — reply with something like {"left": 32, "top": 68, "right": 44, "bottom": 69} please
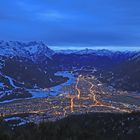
{"left": 67, "top": 75, "right": 131, "bottom": 114}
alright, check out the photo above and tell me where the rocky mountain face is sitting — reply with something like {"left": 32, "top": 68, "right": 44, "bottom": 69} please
{"left": 0, "top": 41, "right": 54, "bottom": 59}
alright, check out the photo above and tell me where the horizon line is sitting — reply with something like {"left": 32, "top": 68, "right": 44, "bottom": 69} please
{"left": 50, "top": 46, "right": 140, "bottom": 51}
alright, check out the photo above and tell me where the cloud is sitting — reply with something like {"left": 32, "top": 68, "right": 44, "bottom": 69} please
{"left": 0, "top": 0, "right": 140, "bottom": 47}
{"left": 36, "top": 11, "right": 76, "bottom": 22}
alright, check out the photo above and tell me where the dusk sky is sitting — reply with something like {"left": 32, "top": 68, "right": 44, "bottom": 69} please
{"left": 0, "top": 0, "right": 140, "bottom": 49}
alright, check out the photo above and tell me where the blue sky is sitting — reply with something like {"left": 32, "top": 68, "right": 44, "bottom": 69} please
{"left": 0, "top": 0, "right": 140, "bottom": 49}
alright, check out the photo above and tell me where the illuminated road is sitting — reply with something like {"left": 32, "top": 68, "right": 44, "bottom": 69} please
{"left": 0, "top": 74, "right": 139, "bottom": 123}
{"left": 66, "top": 75, "right": 132, "bottom": 114}
{"left": 75, "top": 75, "right": 81, "bottom": 99}
{"left": 84, "top": 76, "right": 132, "bottom": 113}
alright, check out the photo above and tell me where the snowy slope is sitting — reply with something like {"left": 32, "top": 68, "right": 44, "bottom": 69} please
{"left": 0, "top": 41, "right": 54, "bottom": 60}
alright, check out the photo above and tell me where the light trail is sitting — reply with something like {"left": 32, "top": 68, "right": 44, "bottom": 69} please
{"left": 82, "top": 76, "right": 130, "bottom": 113}
{"left": 70, "top": 97, "right": 74, "bottom": 112}
{"left": 64, "top": 75, "right": 82, "bottom": 114}
{"left": 66, "top": 94, "right": 77, "bottom": 113}
{"left": 82, "top": 77, "right": 102, "bottom": 106}
{"left": 75, "top": 75, "right": 81, "bottom": 99}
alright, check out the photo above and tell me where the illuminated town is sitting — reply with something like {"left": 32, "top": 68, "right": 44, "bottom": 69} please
{"left": 1, "top": 72, "right": 140, "bottom": 124}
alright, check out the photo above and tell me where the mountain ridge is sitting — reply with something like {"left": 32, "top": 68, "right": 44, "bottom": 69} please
{"left": 0, "top": 41, "right": 54, "bottom": 61}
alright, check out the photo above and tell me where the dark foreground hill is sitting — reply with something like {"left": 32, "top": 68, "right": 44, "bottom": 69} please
{"left": 0, "top": 112, "right": 140, "bottom": 140}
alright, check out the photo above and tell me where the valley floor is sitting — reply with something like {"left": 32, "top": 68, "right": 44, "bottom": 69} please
{"left": 0, "top": 71, "right": 140, "bottom": 125}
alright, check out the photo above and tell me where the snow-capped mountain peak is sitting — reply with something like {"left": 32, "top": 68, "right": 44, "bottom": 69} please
{"left": 0, "top": 40, "right": 54, "bottom": 60}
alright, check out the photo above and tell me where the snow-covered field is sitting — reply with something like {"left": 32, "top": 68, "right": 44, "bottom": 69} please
{"left": 0, "top": 71, "right": 76, "bottom": 104}
{"left": 4, "top": 116, "right": 29, "bottom": 126}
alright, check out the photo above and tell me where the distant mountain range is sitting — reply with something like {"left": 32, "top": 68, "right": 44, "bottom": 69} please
{"left": 54, "top": 47, "right": 140, "bottom": 92}
{"left": 0, "top": 40, "right": 140, "bottom": 101}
